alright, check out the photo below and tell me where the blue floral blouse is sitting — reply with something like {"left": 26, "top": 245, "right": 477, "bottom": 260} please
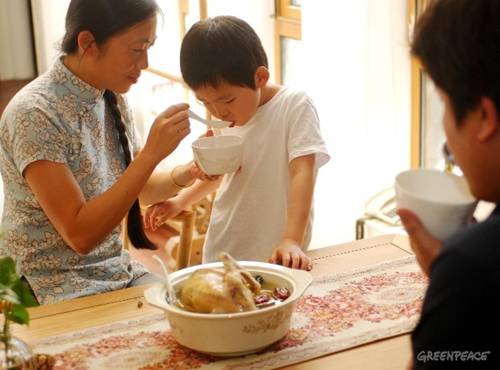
{"left": 0, "top": 58, "right": 148, "bottom": 305}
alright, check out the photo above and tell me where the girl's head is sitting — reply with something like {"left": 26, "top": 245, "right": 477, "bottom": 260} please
{"left": 62, "top": 0, "right": 159, "bottom": 93}
{"left": 180, "top": 16, "right": 270, "bottom": 124}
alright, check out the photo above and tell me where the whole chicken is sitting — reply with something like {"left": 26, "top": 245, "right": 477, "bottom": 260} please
{"left": 178, "top": 252, "right": 261, "bottom": 313}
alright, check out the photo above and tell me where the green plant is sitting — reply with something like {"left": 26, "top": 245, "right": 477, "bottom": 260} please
{"left": 0, "top": 256, "right": 38, "bottom": 368}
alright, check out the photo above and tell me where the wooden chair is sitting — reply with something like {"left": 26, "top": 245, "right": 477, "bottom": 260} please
{"left": 167, "top": 194, "right": 214, "bottom": 269}
{"left": 167, "top": 209, "right": 195, "bottom": 270}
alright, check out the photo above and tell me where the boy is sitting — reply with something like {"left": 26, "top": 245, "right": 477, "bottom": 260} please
{"left": 145, "top": 16, "right": 329, "bottom": 270}
{"left": 398, "top": 0, "right": 500, "bottom": 368}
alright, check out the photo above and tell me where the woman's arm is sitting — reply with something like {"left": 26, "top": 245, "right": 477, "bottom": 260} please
{"left": 24, "top": 104, "right": 190, "bottom": 255}
{"left": 139, "top": 161, "right": 195, "bottom": 206}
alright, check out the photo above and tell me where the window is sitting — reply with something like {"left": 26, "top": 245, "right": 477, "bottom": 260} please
{"left": 274, "top": 0, "right": 301, "bottom": 85}
{"left": 409, "top": 0, "right": 446, "bottom": 169}
{"left": 128, "top": 0, "right": 304, "bottom": 164}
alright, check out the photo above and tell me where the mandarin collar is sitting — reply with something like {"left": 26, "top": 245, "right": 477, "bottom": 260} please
{"left": 52, "top": 57, "right": 105, "bottom": 109}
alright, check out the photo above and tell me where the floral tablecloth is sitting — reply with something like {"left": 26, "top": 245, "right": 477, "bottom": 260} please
{"left": 33, "top": 256, "right": 427, "bottom": 370}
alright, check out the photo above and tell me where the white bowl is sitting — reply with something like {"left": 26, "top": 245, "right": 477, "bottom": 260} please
{"left": 191, "top": 135, "right": 244, "bottom": 176}
{"left": 395, "top": 169, "right": 477, "bottom": 239}
{"left": 144, "top": 261, "right": 312, "bottom": 356}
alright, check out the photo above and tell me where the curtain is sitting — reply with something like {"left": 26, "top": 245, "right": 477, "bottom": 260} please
{"left": 30, "top": 0, "right": 70, "bottom": 74}
{"left": 0, "top": 0, "right": 35, "bottom": 80}
{"left": 301, "top": 0, "right": 411, "bottom": 246}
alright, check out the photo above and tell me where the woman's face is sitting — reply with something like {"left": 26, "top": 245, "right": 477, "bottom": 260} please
{"left": 93, "top": 16, "right": 157, "bottom": 93}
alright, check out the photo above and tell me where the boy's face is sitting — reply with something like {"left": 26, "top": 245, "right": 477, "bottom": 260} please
{"left": 194, "top": 81, "right": 262, "bottom": 126}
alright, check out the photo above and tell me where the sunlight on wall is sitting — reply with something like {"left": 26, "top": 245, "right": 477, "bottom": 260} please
{"left": 301, "top": 0, "right": 411, "bottom": 248}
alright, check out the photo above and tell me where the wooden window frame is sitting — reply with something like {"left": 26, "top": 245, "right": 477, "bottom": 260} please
{"left": 277, "top": 0, "right": 301, "bottom": 20}
{"left": 409, "top": 0, "right": 432, "bottom": 168}
{"left": 146, "top": 0, "right": 208, "bottom": 107}
{"left": 274, "top": 0, "right": 301, "bottom": 84}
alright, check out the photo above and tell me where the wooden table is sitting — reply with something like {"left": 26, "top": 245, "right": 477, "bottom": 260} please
{"left": 15, "top": 234, "right": 415, "bottom": 370}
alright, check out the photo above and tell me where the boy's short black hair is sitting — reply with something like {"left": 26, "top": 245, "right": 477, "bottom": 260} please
{"left": 180, "top": 15, "right": 268, "bottom": 90}
{"left": 411, "top": 0, "right": 500, "bottom": 124}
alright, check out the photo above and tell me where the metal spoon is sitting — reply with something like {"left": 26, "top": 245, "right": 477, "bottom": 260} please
{"left": 188, "top": 109, "right": 231, "bottom": 129}
{"left": 152, "top": 255, "right": 177, "bottom": 305}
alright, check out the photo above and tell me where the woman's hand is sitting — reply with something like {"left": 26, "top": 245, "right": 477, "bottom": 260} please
{"left": 144, "top": 199, "right": 183, "bottom": 231}
{"left": 269, "top": 239, "right": 312, "bottom": 271}
{"left": 397, "top": 208, "right": 443, "bottom": 276}
{"left": 142, "top": 103, "right": 190, "bottom": 165}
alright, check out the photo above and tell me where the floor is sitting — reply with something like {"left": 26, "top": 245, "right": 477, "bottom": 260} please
{"left": 0, "top": 79, "right": 32, "bottom": 217}
{"left": 0, "top": 79, "right": 32, "bottom": 116}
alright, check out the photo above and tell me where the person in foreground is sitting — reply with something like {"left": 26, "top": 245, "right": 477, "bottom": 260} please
{"left": 145, "top": 16, "right": 330, "bottom": 271}
{"left": 398, "top": 0, "right": 500, "bottom": 368}
{"left": 0, "top": 0, "right": 197, "bottom": 305}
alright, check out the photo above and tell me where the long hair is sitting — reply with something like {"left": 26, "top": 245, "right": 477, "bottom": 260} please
{"left": 63, "top": 0, "right": 159, "bottom": 249}
{"left": 104, "top": 91, "right": 155, "bottom": 249}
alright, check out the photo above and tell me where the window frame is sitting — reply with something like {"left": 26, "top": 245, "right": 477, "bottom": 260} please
{"left": 274, "top": 0, "right": 301, "bottom": 84}
{"left": 409, "top": 0, "right": 433, "bottom": 168}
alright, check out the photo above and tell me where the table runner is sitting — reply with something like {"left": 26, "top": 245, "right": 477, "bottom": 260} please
{"left": 33, "top": 255, "right": 427, "bottom": 370}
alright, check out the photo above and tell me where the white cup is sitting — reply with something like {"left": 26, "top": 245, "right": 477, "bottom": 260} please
{"left": 192, "top": 135, "right": 244, "bottom": 176}
{"left": 395, "top": 169, "right": 477, "bottom": 240}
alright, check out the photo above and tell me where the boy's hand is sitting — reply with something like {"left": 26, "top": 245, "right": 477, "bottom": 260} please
{"left": 189, "top": 161, "right": 220, "bottom": 181}
{"left": 397, "top": 208, "right": 442, "bottom": 276}
{"left": 144, "top": 199, "right": 183, "bottom": 231}
{"left": 269, "top": 239, "right": 312, "bottom": 271}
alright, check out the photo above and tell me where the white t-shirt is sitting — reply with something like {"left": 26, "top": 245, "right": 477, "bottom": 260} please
{"left": 203, "top": 87, "right": 330, "bottom": 263}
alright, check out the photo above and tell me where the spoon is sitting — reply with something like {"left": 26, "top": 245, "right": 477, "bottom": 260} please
{"left": 188, "top": 109, "right": 231, "bottom": 129}
{"left": 153, "top": 255, "right": 177, "bottom": 305}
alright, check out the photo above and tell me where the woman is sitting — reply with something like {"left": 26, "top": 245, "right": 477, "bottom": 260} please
{"left": 0, "top": 0, "right": 194, "bottom": 305}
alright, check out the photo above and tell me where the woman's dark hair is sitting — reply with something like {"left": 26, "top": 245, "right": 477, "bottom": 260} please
{"left": 63, "top": 0, "right": 159, "bottom": 249}
{"left": 62, "top": 0, "right": 159, "bottom": 54}
{"left": 180, "top": 15, "right": 268, "bottom": 90}
{"left": 411, "top": 0, "right": 500, "bottom": 124}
